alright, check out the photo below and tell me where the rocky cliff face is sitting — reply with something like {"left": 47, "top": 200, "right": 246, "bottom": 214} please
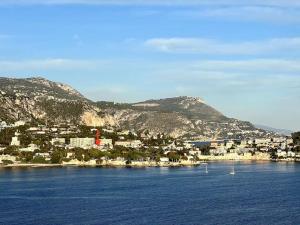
{"left": 0, "top": 76, "right": 271, "bottom": 139}
{"left": 0, "top": 77, "right": 115, "bottom": 126}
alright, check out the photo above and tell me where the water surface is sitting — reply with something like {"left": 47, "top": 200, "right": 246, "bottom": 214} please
{"left": 1, "top": 162, "right": 300, "bottom": 225}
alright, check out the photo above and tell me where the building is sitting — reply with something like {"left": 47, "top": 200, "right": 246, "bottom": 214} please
{"left": 51, "top": 138, "right": 66, "bottom": 146}
{"left": 210, "top": 148, "right": 227, "bottom": 156}
{"left": 160, "top": 157, "right": 169, "bottom": 163}
{"left": 11, "top": 137, "right": 20, "bottom": 146}
{"left": 117, "top": 130, "right": 130, "bottom": 136}
{"left": 115, "top": 140, "right": 143, "bottom": 148}
{"left": 14, "top": 120, "right": 26, "bottom": 127}
{"left": 70, "top": 138, "right": 95, "bottom": 149}
{"left": 19, "top": 144, "right": 39, "bottom": 152}
{"left": 0, "top": 155, "right": 17, "bottom": 163}
{"left": 100, "top": 139, "right": 113, "bottom": 149}
{"left": 0, "top": 121, "right": 8, "bottom": 131}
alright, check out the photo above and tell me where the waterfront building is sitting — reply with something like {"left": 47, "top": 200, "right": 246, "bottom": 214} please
{"left": 66, "top": 152, "right": 75, "bottom": 159}
{"left": 70, "top": 138, "right": 95, "bottom": 149}
{"left": 19, "top": 144, "right": 39, "bottom": 152}
{"left": 210, "top": 148, "right": 227, "bottom": 156}
{"left": 0, "top": 155, "right": 17, "bottom": 163}
{"left": 160, "top": 157, "right": 169, "bottom": 163}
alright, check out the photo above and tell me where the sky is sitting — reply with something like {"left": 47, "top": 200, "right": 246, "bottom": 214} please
{"left": 0, "top": 0, "right": 299, "bottom": 131}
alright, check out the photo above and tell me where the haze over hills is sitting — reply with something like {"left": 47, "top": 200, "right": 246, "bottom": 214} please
{"left": 0, "top": 76, "right": 276, "bottom": 139}
{"left": 254, "top": 124, "right": 294, "bottom": 136}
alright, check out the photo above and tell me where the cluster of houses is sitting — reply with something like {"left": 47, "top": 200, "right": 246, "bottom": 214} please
{"left": 0, "top": 120, "right": 26, "bottom": 131}
{"left": 0, "top": 120, "right": 299, "bottom": 165}
{"left": 192, "top": 137, "right": 299, "bottom": 161}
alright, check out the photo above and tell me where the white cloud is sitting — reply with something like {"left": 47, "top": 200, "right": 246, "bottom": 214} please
{"left": 177, "top": 6, "right": 300, "bottom": 23}
{"left": 145, "top": 37, "right": 300, "bottom": 55}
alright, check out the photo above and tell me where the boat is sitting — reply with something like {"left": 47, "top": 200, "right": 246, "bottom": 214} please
{"left": 230, "top": 163, "right": 235, "bottom": 175}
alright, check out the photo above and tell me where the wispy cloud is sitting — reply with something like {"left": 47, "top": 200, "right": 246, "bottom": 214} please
{"left": 1, "top": 0, "right": 300, "bottom": 6}
{"left": 175, "top": 6, "right": 300, "bottom": 23}
{"left": 0, "top": 58, "right": 110, "bottom": 71}
{"left": 2, "top": 1, "right": 299, "bottom": 24}
{"left": 1, "top": 58, "right": 300, "bottom": 75}
{"left": 145, "top": 37, "right": 300, "bottom": 55}
{"left": 146, "top": 59, "right": 300, "bottom": 87}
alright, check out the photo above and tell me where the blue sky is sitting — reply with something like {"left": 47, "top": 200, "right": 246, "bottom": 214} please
{"left": 0, "top": 0, "right": 299, "bottom": 131}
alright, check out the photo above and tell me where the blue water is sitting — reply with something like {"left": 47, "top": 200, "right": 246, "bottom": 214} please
{"left": 1, "top": 162, "right": 300, "bottom": 225}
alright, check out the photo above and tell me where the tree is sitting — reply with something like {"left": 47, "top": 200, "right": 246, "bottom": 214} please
{"left": 167, "top": 151, "right": 180, "bottom": 162}
{"left": 0, "top": 128, "right": 16, "bottom": 146}
{"left": 20, "top": 152, "right": 34, "bottom": 162}
{"left": 51, "top": 150, "right": 65, "bottom": 164}
{"left": 32, "top": 156, "right": 47, "bottom": 164}
{"left": 74, "top": 148, "right": 85, "bottom": 161}
{"left": 2, "top": 160, "right": 13, "bottom": 165}
{"left": 3, "top": 146, "right": 19, "bottom": 155}
{"left": 292, "top": 132, "right": 300, "bottom": 145}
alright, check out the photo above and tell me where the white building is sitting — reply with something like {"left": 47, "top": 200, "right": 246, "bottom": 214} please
{"left": 100, "top": 139, "right": 113, "bottom": 149}
{"left": 225, "top": 141, "right": 234, "bottom": 149}
{"left": 103, "top": 129, "right": 114, "bottom": 133}
{"left": 115, "top": 140, "right": 143, "bottom": 148}
{"left": 51, "top": 138, "right": 66, "bottom": 146}
{"left": 277, "top": 150, "right": 287, "bottom": 158}
{"left": 70, "top": 138, "right": 95, "bottom": 149}
{"left": 19, "top": 144, "right": 39, "bottom": 152}
{"left": 183, "top": 142, "right": 193, "bottom": 149}
{"left": 117, "top": 130, "right": 130, "bottom": 136}
{"left": 0, "top": 155, "right": 17, "bottom": 163}
{"left": 210, "top": 148, "right": 227, "bottom": 155}
{"left": 287, "top": 151, "right": 296, "bottom": 158}
{"left": 14, "top": 120, "right": 26, "bottom": 127}
{"left": 0, "top": 121, "right": 8, "bottom": 130}
{"left": 11, "top": 136, "right": 20, "bottom": 146}
{"left": 66, "top": 152, "right": 75, "bottom": 159}
{"left": 160, "top": 157, "right": 169, "bottom": 163}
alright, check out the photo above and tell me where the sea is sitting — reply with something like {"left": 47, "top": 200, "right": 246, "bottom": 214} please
{"left": 0, "top": 162, "right": 300, "bottom": 225}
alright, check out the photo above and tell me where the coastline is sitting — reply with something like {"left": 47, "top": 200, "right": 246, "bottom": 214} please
{"left": 1, "top": 158, "right": 298, "bottom": 169}
{"left": 0, "top": 162, "right": 201, "bottom": 168}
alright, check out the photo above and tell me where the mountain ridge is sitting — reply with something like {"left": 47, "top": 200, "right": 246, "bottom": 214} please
{"left": 0, "top": 76, "right": 275, "bottom": 139}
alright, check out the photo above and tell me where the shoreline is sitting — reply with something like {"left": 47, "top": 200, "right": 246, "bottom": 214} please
{"left": 1, "top": 159, "right": 299, "bottom": 169}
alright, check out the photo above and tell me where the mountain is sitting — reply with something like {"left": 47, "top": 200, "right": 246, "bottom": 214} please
{"left": 97, "top": 96, "right": 271, "bottom": 139}
{"left": 0, "top": 77, "right": 116, "bottom": 126}
{"left": 255, "top": 124, "right": 293, "bottom": 136}
{"left": 0, "top": 76, "right": 274, "bottom": 139}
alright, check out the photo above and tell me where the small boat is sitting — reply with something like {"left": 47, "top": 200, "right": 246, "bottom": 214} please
{"left": 230, "top": 164, "right": 235, "bottom": 175}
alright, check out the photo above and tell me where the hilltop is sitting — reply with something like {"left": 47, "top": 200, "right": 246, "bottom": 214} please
{"left": 0, "top": 76, "right": 273, "bottom": 139}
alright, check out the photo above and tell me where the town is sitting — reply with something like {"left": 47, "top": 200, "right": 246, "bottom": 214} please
{"left": 0, "top": 120, "right": 300, "bottom": 167}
